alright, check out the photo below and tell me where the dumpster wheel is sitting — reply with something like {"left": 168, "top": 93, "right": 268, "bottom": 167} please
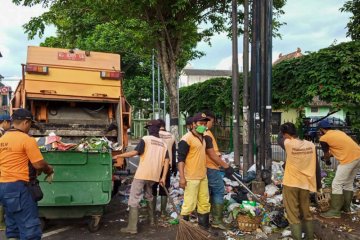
{"left": 88, "top": 215, "right": 101, "bottom": 232}
{"left": 40, "top": 218, "right": 48, "bottom": 231}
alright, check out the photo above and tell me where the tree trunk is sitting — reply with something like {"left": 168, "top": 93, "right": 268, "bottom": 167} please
{"left": 156, "top": 32, "right": 179, "bottom": 140}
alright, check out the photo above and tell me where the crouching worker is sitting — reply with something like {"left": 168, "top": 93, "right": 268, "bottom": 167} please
{"left": 278, "top": 122, "right": 319, "bottom": 240}
{"left": 113, "top": 120, "right": 169, "bottom": 234}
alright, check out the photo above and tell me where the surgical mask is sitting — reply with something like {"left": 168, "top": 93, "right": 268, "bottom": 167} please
{"left": 195, "top": 125, "right": 207, "bottom": 134}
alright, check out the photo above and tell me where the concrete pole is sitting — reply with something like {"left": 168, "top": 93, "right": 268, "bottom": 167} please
{"left": 242, "top": 0, "right": 250, "bottom": 175}
{"left": 231, "top": 0, "right": 240, "bottom": 166}
{"left": 152, "top": 49, "right": 155, "bottom": 119}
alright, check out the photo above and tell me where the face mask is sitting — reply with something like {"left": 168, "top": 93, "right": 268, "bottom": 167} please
{"left": 195, "top": 125, "right": 207, "bottom": 134}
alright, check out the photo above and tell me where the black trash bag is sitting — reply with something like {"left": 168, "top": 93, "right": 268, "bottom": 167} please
{"left": 270, "top": 210, "right": 289, "bottom": 228}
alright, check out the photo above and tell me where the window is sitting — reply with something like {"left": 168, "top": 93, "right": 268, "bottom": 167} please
{"left": 311, "top": 107, "right": 318, "bottom": 113}
{"left": 272, "top": 113, "right": 281, "bottom": 134}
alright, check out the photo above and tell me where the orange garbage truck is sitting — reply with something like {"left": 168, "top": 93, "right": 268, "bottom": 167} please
{"left": 10, "top": 46, "right": 131, "bottom": 231}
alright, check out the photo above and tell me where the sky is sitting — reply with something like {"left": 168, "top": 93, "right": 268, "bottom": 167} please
{"left": 0, "top": 0, "right": 351, "bottom": 90}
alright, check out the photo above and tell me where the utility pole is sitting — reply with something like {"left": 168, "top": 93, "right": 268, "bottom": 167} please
{"left": 250, "top": 0, "right": 273, "bottom": 193}
{"left": 242, "top": 0, "right": 250, "bottom": 176}
{"left": 157, "top": 63, "right": 161, "bottom": 118}
{"left": 163, "top": 84, "right": 166, "bottom": 120}
{"left": 231, "top": 0, "right": 240, "bottom": 166}
{"left": 152, "top": 49, "right": 155, "bottom": 119}
{"left": 264, "top": 0, "right": 273, "bottom": 183}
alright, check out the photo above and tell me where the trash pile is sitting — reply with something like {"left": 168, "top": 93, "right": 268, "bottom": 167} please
{"left": 36, "top": 132, "right": 121, "bottom": 151}
{"left": 114, "top": 149, "right": 360, "bottom": 239}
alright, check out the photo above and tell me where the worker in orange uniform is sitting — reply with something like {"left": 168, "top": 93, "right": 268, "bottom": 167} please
{"left": 113, "top": 120, "right": 169, "bottom": 234}
{"left": 203, "top": 110, "right": 230, "bottom": 230}
{"left": 318, "top": 120, "right": 360, "bottom": 218}
{"left": 152, "top": 118, "right": 176, "bottom": 216}
{"left": 0, "top": 113, "right": 11, "bottom": 231}
{"left": 178, "top": 112, "right": 234, "bottom": 229}
{"left": 278, "top": 122, "right": 318, "bottom": 240}
{"left": 0, "top": 109, "right": 54, "bottom": 240}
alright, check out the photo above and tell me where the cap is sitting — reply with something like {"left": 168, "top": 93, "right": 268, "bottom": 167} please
{"left": 185, "top": 116, "right": 193, "bottom": 125}
{"left": 0, "top": 114, "right": 11, "bottom": 121}
{"left": 192, "top": 112, "right": 210, "bottom": 122}
{"left": 144, "top": 119, "right": 161, "bottom": 129}
{"left": 318, "top": 120, "right": 331, "bottom": 129}
{"left": 11, "top": 109, "right": 35, "bottom": 122}
{"left": 157, "top": 119, "right": 166, "bottom": 128}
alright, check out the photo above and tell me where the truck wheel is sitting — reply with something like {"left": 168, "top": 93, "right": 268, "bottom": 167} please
{"left": 40, "top": 218, "right": 48, "bottom": 231}
{"left": 88, "top": 215, "right": 101, "bottom": 232}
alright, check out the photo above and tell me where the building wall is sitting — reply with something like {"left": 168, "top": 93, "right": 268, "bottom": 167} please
{"left": 304, "top": 107, "right": 346, "bottom": 120}
{"left": 273, "top": 108, "right": 299, "bottom": 123}
{"left": 179, "top": 74, "right": 230, "bottom": 87}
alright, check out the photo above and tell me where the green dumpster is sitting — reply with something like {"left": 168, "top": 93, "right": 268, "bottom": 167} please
{"left": 38, "top": 150, "right": 112, "bottom": 232}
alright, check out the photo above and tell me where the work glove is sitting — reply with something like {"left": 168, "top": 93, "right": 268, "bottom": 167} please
{"left": 224, "top": 166, "right": 235, "bottom": 180}
{"left": 44, "top": 172, "right": 54, "bottom": 184}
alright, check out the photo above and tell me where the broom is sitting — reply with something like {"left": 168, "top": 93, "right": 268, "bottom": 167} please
{"left": 161, "top": 185, "right": 214, "bottom": 240}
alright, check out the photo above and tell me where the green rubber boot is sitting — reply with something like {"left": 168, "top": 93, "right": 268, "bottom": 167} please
{"left": 0, "top": 205, "right": 5, "bottom": 231}
{"left": 320, "top": 194, "right": 344, "bottom": 219}
{"left": 211, "top": 204, "right": 227, "bottom": 230}
{"left": 290, "top": 223, "right": 302, "bottom": 240}
{"left": 148, "top": 199, "right": 155, "bottom": 226}
{"left": 342, "top": 190, "right": 353, "bottom": 214}
{"left": 121, "top": 207, "right": 138, "bottom": 234}
{"left": 303, "top": 220, "right": 314, "bottom": 240}
{"left": 160, "top": 196, "right": 168, "bottom": 216}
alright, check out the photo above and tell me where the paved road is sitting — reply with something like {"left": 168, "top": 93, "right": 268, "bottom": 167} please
{"left": 1, "top": 195, "right": 177, "bottom": 240}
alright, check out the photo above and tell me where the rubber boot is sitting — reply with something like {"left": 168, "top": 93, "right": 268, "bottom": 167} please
{"left": 148, "top": 199, "right": 155, "bottom": 226}
{"left": 320, "top": 194, "right": 343, "bottom": 219}
{"left": 160, "top": 196, "right": 168, "bottom": 216}
{"left": 197, "top": 212, "right": 210, "bottom": 229}
{"left": 0, "top": 205, "right": 5, "bottom": 231}
{"left": 290, "top": 223, "right": 302, "bottom": 240}
{"left": 302, "top": 220, "right": 314, "bottom": 240}
{"left": 121, "top": 207, "right": 138, "bottom": 234}
{"left": 152, "top": 196, "right": 158, "bottom": 214}
{"left": 182, "top": 215, "right": 190, "bottom": 221}
{"left": 342, "top": 190, "right": 353, "bottom": 214}
{"left": 211, "top": 204, "right": 226, "bottom": 230}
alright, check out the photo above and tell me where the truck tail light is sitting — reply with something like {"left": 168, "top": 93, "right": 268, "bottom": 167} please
{"left": 26, "top": 65, "right": 49, "bottom": 74}
{"left": 100, "top": 71, "right": 124, "bottom": 80}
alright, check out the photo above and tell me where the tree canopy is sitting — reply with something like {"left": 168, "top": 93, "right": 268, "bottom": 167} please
{"left": 13, "top": 0, "right": 286, "bottom": 136}
{"left": 179, "top": 41, "right": 360, "bottom": 129}
{"left": 340, "top": 0, "right": 360, "bottom": 40}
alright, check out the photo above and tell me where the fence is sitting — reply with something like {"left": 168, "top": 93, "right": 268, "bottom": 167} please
{"left": 130, "top": 117, "right": 355, "bottom": 172}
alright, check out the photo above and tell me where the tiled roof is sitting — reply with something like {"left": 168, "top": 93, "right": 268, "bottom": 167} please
{"left": 182, "top": 69, "right": 232, "bottom": 77}
{"left": 273, "top": 48, "right": 303, "bottom": 65}
{"left": 309, "top": 96, "right": 332, "bottom": 107}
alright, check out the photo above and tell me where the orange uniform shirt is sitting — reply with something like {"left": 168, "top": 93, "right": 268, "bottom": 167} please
{"left": 134, "top": 136, "right": 168, "bottom": 182}
{"left": 204, "top": 130, "right": 222, "bottom": 170}
{"left": 320, "top": 130, "right": 360, "bottom": 165}
{"left": 0, "top": 130, "right": 43, "bottom": 183}
{"left": 179, "top": 132, "right": 207, "bottom": 180}
{"left": 283, "top": 138, "right": 317, "bottom": 192}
